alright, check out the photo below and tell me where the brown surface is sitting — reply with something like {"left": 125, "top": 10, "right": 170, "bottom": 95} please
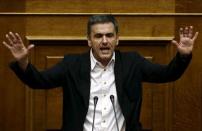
{"left": 0, "top": 0, "right": 201, "bottom": 131}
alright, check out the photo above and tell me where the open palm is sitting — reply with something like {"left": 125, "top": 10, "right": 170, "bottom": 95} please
{"left": 172, "top": 26, "right": 198, "bottom": 55}
{"left": 3, "top": 32, "right": 34, "bottom": 61}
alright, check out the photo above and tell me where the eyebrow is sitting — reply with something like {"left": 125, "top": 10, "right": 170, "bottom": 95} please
{"left": 94, "top": 33, "right": 115, "bottom": 37}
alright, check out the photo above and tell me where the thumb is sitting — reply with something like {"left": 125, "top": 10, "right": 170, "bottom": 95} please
{"left": 27, "top": 44, "right": 34, "bottom": 52}
{"left": 171, "top": 40, "right": 179, "bottom": 47}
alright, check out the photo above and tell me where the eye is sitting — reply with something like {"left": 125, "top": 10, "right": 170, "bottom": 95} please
{"left": 106, "top": 33, "right": 114, "bottom": 38}
{"left": 94, "top": 33, "right": 103, "bottom": 38}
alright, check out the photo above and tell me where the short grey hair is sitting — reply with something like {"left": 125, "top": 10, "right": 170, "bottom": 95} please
{"left": 87, "top": 15, "right": 118, "bottom": 37}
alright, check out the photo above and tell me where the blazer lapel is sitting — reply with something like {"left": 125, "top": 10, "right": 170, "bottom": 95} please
{"left": 79, "top": 51, "right": 91, "bottom": 109}
{"left": 114, "top": 50, "right": 124, "bottom": 108}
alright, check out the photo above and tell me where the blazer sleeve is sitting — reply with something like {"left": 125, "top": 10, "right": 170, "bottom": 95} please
{"left": 140, "top": 52, "right": 192, "bottom": 83}
{"left": 9, "top": 58, "right": 67, "bottom": 89}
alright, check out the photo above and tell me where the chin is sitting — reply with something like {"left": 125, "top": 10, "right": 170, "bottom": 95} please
{"left": 100, "top": 55, "right": 112, "bottom": 61}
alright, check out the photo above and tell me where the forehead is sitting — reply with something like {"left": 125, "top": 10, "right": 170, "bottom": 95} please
{"left": 91, "top": 22, "right": 115, "bottom": 34}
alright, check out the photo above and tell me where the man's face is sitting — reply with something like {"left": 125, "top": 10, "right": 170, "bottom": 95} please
{"left": 88, "top": 22, "right": 119, "bottom": 65}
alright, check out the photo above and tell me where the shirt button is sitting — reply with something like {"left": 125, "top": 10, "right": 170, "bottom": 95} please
{"left": 104, "top": 82, "right": 106, "bottom": 85}
{"left": 103, "top": 120, "right": 106, "bottom": 123}
{"left": 104, "top": 94, "right": 106, "bottom": 97}
{"left": 104, "top": 107, "right": 106, "bottom": 110}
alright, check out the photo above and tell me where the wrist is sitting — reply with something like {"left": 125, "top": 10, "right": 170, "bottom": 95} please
{"left": 178, "top": 52, "right": 192, "bottom": 59}
{"left": 17, "top": 58, "right": 29, "bottom": 71}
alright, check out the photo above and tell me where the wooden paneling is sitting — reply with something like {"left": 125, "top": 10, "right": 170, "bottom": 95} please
{"left": 172, "top": 1, "right": 202, "bottom": 130}
{"left": 0, "top": 15, "right": 26, "bottom": 131}
{"left": 172, "top": 16, "right": 202, "bottom": 131}
{"left": 1, "top": 0, "right": 202, "bottom": 131}
{"left": 24, "top": 15, "right": 174, "bottom": 39}
{"left": 0, "top": 4, "right": 26, "bottom": 130}
{"left": 45, "top": 56, "right": 64, "bottom": 129}
{"left": 25, "top": 0, "right": 174, "bottom": 13}
{"left": 176, "top": 0, "right": 202, "bottom": 13}
{"left": 0, "top": 0, "right": 25, "bottom": 12}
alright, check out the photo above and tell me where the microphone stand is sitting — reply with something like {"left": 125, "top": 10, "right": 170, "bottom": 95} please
{"left": 110, "top": 95, "right": 119, "bottom": 131}
{"left": 92, "top": 96, "right": 98, "bottom": 131}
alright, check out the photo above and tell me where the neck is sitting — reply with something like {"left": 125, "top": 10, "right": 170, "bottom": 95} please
{"left": 99, "top": 59, "right": 110, "bottom": 67}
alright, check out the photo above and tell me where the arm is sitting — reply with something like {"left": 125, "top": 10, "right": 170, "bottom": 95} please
{"left": 3, "top": 32, "right": 65, "bottom": 89}
{"left": 141, "top": 52, "right": 192, "bottom": 83}
{"left": 141, "top": 26, "right": 198, "bottom": 83}
{"left": 9, "top": 60, "right": 66, "bottom": 89}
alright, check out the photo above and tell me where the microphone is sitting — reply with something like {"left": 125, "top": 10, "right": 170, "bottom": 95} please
{"left": 110, "top": 95, "right": 119, "bottom": 131}
{"left": 92, "top": 96, "right": 98, "bottom": 131}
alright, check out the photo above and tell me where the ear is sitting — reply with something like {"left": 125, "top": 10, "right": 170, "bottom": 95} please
{"left": 87, "top": 37, "right": 92, "bottom": 47}
{"left": 116, "top": 35, "right": 119, "bottom": 46}
{"left": 116, "top": 40, "right": 119, "bottom": 46}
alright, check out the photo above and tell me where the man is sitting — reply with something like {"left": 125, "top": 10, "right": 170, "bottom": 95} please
{"left": 3, "top": 15, "right": 198, "bottom": 131}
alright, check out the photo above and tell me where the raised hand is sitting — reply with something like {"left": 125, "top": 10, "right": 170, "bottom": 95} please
{"left": 172, "top": 26, "right": 199, "bottom": 55}
{"left": 3, "top": 32, "right": 34, "bottom": 70}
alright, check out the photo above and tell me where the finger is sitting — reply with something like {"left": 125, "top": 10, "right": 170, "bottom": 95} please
{"left": 27, "top": 44, "right": 35, "bottom": 51}
{"left": 6, "top": 34, "right": 14, "bottom": 46}
{"left": 192, "top": 31, "right": 199, "bottom": 41}
{"left": 179, "top": 28, "right": 183, "bottom": 39}
{"left": 184, "top": 26, "right": 189, "bottom": 37}
{"left": 188, "top": 26, "right": 193, "bottom": 38}
{"left": 171, "top": 40, "right": 179, "bottom": 47}
{"left": 2, "top": 41, "right": 12, "bottom": 49}
{"left": 15, "top": 33, "right": 24, "bottom": 44}
{"left": 9, "top": 32, "right": 17, "bottom": 42}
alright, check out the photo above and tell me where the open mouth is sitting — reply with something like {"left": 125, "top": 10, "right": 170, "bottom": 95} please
{"left": 100, "top": 47, "right": 110, "bottom": 53}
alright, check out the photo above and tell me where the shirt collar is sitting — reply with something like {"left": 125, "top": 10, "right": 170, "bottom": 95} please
{"left": 90, "top": 49, "right": 115, "bottom": 71}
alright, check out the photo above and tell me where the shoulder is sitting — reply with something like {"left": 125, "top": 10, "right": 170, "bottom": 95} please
{"left": 61, "top": 51, "right": 90, "bottom": 67}
{"left": 115, "top": 50, "right": 143, "bottom": 61}
{"left": 63, "top": 51, "right": 88, "bottom": 61}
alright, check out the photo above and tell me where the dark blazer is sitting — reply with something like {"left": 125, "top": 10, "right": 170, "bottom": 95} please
{"left": 10, "top": 50, "right": 191, "bottom": 131}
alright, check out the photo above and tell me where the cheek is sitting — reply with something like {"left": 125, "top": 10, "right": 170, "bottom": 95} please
{"left": 91, "top": 42, "right": 100, "bottom": 48}
{"left": 111, "top": 42, "right": 117, "bottom": 48}
{"left": 91, "top": 44, "right": 100, "bottom": 52}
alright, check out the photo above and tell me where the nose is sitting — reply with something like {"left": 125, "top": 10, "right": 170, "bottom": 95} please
{"left": 102, "top": 35, "right": 107, "bottom": 44}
